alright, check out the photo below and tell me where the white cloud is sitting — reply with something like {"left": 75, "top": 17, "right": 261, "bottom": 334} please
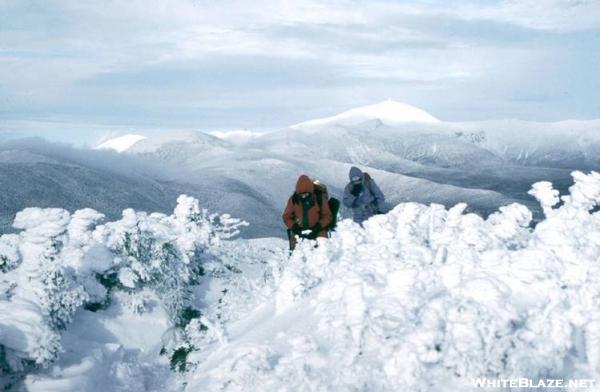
{"left": 0, "top": 0, "right": 598, "bottom": 129}
{"left": 366, "top": 0, "right": 600, "bottom": 32}
{"left": 465, "top": 0, "right": 600, "bottom": 31}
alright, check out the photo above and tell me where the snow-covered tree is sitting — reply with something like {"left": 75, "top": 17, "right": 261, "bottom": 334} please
{"left": 0, "top": 195, "right": 246, "bottom": 381}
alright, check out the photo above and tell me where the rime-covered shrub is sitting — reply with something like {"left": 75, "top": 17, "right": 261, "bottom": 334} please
{"left": 0, "top": 195, "right": 246, "bottom": 376}
{"left": 185, "top": 171, "right": 600, "bottom": 391}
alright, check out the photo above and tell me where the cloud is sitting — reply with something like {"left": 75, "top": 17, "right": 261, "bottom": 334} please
{"left": 461, "top": 0, "right": 600, "bottom": 31}
{"left": 0, "top": 0, "right": 599, "bottom": 133}
{"left": 368, "top": 0, "right": 600, "bottom": 32}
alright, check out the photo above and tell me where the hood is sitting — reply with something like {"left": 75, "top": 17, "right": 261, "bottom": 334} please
{"left": 295, "top": 175, "right": 314, "bottom": 193}
{"left": 349, "top": 166, "right": 363, "bottom": 181}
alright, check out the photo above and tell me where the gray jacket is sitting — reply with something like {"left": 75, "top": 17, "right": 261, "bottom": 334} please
{"left": 342, "top": 166, "right": 385, "bottom": 224}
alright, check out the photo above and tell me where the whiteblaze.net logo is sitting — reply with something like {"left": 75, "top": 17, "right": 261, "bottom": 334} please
{"left": 472, "top": 378, "right": 596, "bottom": 389}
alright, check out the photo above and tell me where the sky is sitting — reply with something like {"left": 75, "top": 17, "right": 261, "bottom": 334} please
{"left": 1, "top": 0, "right": 600, "bottom": 144}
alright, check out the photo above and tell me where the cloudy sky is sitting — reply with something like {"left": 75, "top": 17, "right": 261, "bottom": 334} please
{"left": 1, "top": 0, "right": 599, "bottom": 143}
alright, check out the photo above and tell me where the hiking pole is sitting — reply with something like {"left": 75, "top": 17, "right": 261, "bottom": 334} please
{"left": 287, "top": 229, "right": 296, "bottom": 251}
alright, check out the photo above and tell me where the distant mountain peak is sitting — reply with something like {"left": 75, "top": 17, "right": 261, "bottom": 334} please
{"left": 96, "top": 134, "right": 146, "bottom": 152}
{"left": 292, "top": 100, "right": 440, "bottom": 129}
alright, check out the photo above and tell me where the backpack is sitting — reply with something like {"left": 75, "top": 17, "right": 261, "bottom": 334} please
{"left": 313, "top": 180, "right": 340, "bottom": 231}
{"left": 363, "top": 172, "right": 373, "bottom": 193}
{"left": 312, "top": 180, "right": 328, "bottom": 207}
{"left": 360, "top": 172, "right": 384, "bottom": 213}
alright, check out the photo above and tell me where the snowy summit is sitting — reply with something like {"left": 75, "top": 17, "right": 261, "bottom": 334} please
{"left": 292, "top": 100, "right": 440, "bottom": 129}
{"left": 95, "top": 134, "right": 146, "bottom": 152}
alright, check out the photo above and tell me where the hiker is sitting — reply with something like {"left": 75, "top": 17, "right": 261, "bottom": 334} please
{"left": 283, "top": 174, "right": 339, "bottom": 250}
{"left": 343, "top": 166, "right": 385, "bottom": 224}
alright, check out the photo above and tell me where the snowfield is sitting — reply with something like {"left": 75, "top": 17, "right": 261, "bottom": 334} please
{"left": 1, "top": 171, "right": 599, "bottom": 391}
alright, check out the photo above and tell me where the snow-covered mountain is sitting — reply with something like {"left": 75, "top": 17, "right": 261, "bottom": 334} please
{"left": 95, "top": 102, "right": 600, "bottom": 172}
{"left": 98, "top": 128, "right": 521, "bottom": 226}
{"left": 83, "top": 101, "right": 600, "bottom": 238}
{"left": 96, "top": 131, "right": 231, "bottom": 155}
{"left": 5, "top": 101, "right": 597, "bottom": 240}
{"left": 0, "top": 140, "right": 279, "bottom": 238}
{"left": 96, "top": 134, "right": 146, "bottom": 152}
{"left": 451, "top": 119, "right": 600, "bottom": 169}
{"left": 0, "top": 145, "right": 177, "bottom": 231}
{"left": 291, "top": 100, "right": 440, "bottom": 129}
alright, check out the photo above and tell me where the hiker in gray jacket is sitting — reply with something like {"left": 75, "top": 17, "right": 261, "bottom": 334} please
{"left": 342, "top": 166, "right": 385, "bottom": 224}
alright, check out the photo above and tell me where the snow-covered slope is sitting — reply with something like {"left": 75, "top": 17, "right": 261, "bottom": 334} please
{"left": 210, "top": 130, "right": 262, "bottom": 143}
{"left": 96, "top": 134, "right": 146, "bottom": 152}
{"left": 127, "top": 130, "right": 231, "bottom": 155}
{"left": 292, "top": 100, "right": 440, "bottom": 129}
{"left": 0, "top": 141, "right": 279, "bottom": 238}
{"left": 451, "top": 119, "right": 600, "bottom": 169}
{"left": 0, "top": 147, "right": 183, "bottom": 232}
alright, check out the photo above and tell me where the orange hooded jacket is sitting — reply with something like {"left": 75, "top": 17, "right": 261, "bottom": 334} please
{"left": 282, "top": 175, "right": 332, "bottom": 238}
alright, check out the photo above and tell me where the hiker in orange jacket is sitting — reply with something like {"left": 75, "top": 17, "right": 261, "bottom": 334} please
{"left": 283, "top": 175, "right": 333, "bottom": 249}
